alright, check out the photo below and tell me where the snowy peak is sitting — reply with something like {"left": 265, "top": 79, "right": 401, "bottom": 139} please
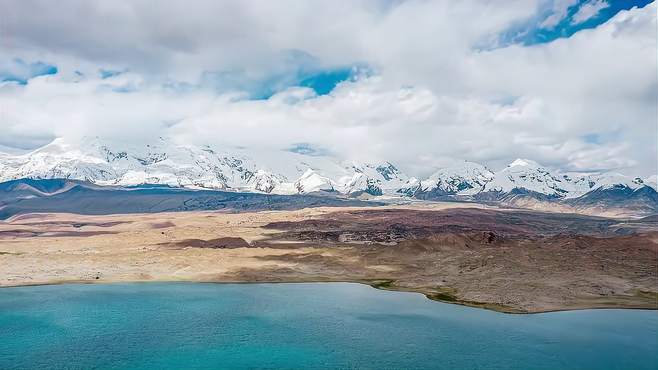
{"left": 0, "top": 137, "right": 654, "bottom": 205}
{"left": 339, "top": 161, "right": 408, "bottom": 195}
{"left": 507, "top": 158, "right": 540, "bottom": 168}
{"left": 482, "top": 159, "right": 590, "bottom": 198}
{"left": 419, "top": 161, "right": 494, "bottom": 196}
{"left": 413, "top": 159, "right": 654, "bottom": 202}
{"left": 0, "top": 137, "right": 413, "bottom": 197}
{"left": 339, "top": 172, "right": 384, "bottom": 196}
{"left": 374, "top": 162, "right": 403, "bottom": 181}
{"left": 294, "top": 169, "right": 334, "bottom": 194}
{"left": 589, "top": 173, "right": 644, "bottom": 191}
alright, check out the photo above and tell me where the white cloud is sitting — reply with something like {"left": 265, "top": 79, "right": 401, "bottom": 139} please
{"left": 540, "top": 0, "right": 579, "bottom": 29}
{"left": 572, "top": 0, "right": 610, "bottom": 25}
{"left": 0, "top": 1, "right": 655, "bottom": 177}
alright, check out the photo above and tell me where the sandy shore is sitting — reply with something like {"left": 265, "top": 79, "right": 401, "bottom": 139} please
{"left": 1, "top": 204, "right": 656, "bottom": 313}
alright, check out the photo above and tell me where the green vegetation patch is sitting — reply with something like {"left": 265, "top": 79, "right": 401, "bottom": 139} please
{"left": 428, "top": 287, "right": 524, "bottom": 313}
{"left": 429, "top": 292, "right": 457, "bottom": 302}
{"left": 370, "top": 279, "right": 395, "bottom": 289}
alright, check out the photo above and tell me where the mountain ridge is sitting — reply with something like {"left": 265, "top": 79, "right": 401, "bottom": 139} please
{"left": 0, "top": 137, "right": 655, "bottom": 216}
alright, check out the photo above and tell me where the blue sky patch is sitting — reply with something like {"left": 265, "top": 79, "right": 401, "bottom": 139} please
{"left": 200, "top": 49, "right": 367, "bottom": 100}
{"left": 286, "top": 143, "right": 331, "bottom": 156}
{"left": 99, "top": 69, "right": 123, "bottom": 79}
{"left": 299, "top": 68, "right": 353, "bottom": 95}
{"left": 582, "top": 133, "right": 602, "bottom": 144}
{"left": 112, "top": 85, "right": 138, "bottom": 93}
{"left": 0, "top": 59, "right": 58, "bottom": 84}
{"left": 202, "top": 65, "right": 362, "bottom": 100}
{"left": 495, "top": 0, "right": 653, "bottom": 47}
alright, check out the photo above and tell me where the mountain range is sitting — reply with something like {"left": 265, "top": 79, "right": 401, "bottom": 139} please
{"left": 0, "top": 137, "right": 655, "bottom": 216}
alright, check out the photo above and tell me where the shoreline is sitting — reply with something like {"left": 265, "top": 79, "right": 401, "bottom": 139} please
{"left": 1, "top": 278, "right": 656, "bottom": 315}
{"left": 1, "top": 206, "right": 656, "bottom": 315}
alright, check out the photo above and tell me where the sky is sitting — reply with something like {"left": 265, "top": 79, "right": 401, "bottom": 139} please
{"left": 0, "top": 0, "right": 655, "bottom": 177}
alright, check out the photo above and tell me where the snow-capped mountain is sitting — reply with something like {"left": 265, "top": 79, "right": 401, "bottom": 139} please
{"left": 588, "top": 172, "right": 646, "bottom": 191}
{"left": 0, "top": 137, "right": 409, "bottom": 196}
{"left": 409, "top": 158, "right": 655, "bottom": 201}
{"left": 405, "top": 158, "right": 657, "bottom": 216}
{"left": 294, "top": 169, "right": 334, "bottom": 194}
{"left": 0, "top": 138, "right": 655, "bottom": 215}
{"left": 479, "top": 159, "right": 593, "bottom": 199}
{"left": 644, "top": 175, "right": 657, "bottom": 191}
{"left": 399, "top": 161, "right": 494, "bottom": 198}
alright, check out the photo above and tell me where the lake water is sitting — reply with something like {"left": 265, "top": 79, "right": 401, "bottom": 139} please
{"left": 0, "top": 282, "right": 656, "bottom": 369}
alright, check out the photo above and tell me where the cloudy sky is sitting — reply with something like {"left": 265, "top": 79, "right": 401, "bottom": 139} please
{"left": 0, "top": 0, "right": 655, "bottom": 176}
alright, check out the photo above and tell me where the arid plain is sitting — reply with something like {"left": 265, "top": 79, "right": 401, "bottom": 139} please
{"left": 1, "top": 203, "right": 656, "bottom": 313}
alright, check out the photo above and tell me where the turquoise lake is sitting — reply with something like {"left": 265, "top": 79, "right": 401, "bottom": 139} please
{"left": 0, "top": 282, "right": 656, "bottom": 369}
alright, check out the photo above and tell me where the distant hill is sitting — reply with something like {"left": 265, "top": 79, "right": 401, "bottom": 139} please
{"left": 0, "top": 178, "right": 374, "bottom": 220}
